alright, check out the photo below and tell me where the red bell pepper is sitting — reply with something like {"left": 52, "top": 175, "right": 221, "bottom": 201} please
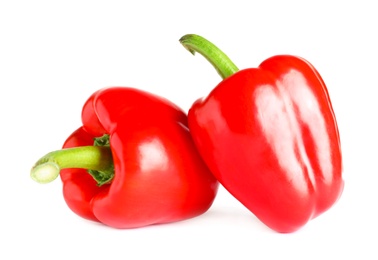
{"left": 31, "top": 87, "right": 218, "bottom": 228}
{"left": 180, "top": 34, "right": 344, "bottom": 233}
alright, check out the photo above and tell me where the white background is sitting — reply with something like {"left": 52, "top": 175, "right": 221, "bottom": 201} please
{"left": 1, "top": 0, "right": 377, "bottom": 259}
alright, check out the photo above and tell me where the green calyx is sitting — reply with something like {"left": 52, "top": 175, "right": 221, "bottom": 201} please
{"left": 179, "top": 34, "right": 239, "bottom": 80}
{"left": 30, "top": 134, "right": 114, "bottom": 186}
{"left": 88, "top": 134, "right": 114, "bottom": 186}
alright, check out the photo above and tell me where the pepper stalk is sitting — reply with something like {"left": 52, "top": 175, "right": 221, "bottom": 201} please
{"left": 31, "top": 135, "right": 114, "bottom": 186}
{"left": 179, "top": 34, "right": 239, "bottom": 80}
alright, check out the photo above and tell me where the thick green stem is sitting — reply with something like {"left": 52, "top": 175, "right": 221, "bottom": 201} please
{"left": 30, "top": 146, "right": 114, "bottom": 185}
{"left": 179, "top": 34, "right": 239, "bottom": 80}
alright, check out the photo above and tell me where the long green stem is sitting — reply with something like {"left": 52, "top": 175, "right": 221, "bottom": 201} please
{"left": 179, "top": 34, "right": 239, "bottom": 80}
{"left": 30, "top": 146, "right": 114, "bottom": 185}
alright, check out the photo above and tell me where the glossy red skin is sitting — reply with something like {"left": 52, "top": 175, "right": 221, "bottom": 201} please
{"left": 60, "top": 87, "right": 219, "bottom": 228}
{"left": 188, "top": 55, "right": 344, "bottom": 233}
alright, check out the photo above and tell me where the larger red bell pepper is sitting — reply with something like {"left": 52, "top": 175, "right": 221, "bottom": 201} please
{"left": 31, "top": 87, "right": 218, "bottom": 228}
{"left": 180, "top": 34, "right": 344, "bottom": 233}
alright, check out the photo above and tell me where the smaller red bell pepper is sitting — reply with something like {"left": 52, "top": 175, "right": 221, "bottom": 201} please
{"left": 180, "top": 34, "right": 344, "bottom": 233}
{"left": 31, "top": 87, "right": 218, "bottom": 229}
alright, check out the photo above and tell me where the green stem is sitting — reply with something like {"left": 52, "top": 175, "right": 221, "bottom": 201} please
{"left": 30, "top": 146, "right": 114, "bottom": 185}
{"left": 179, "top": 34, "right": 239, "bottom": 80}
